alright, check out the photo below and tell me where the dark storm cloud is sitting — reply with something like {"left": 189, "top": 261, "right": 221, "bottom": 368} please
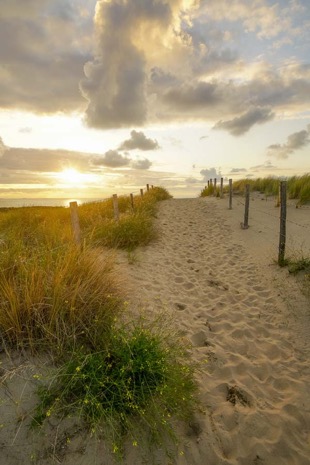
{"left": 213, "top": 107, "right": 275, "bottom": 136}
{"left": 118, "top": 130, "right": 159, "bottom": 151}
{"left": 267, "top": 125, "right": 310, "bottom": 159}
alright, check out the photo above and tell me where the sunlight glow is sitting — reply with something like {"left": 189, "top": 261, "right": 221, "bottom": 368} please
{"left": 58, "top": 168, "right": 85, "bottom": 185}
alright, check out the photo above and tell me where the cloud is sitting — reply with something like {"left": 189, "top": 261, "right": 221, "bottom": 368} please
{"left": 119, "top": 130, "right": 160, "bottom": 151}
{"left": 0, "top": 146, "right": 91, "bottom": 172}
{"left": 267, "top": 125, "right": 310, "bottom": 159}
{"left": 213, "top": 107, "right": 274, "bottom": 136}
{"left": 200, "top": 167, "right": 222, "bottom": 181}
{"left": 229, "top": 168, "right": 247, "bottom": 173}
{"left": 1, "top": 0, "right": 309, "bottom": 134}
{"left": 131, "top": 158, "right": 152, "bottom": 170}
{"left": 0, "top": 137, "right": 7, "bottom": 156}
{"left": 19, "top": 127, "right": 32, "bottom": 134}
{"left": 250, "top": 161, "right": 277, "bottom": 171}
{"left": 92, "top": 150, "right": 130, "bottom": 168}
{"left": 80, "top": 0, "right": 181, "bottom": 128}
{"left": 0, "top": 0, "right": 94, "bottom": 112}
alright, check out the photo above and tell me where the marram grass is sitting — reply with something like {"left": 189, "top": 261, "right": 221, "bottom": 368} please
{"left": 0, "top": 187, "right": 200, "bottom": 463}
{"left": 199, "top": 174, "right": 310, "bottom": 205}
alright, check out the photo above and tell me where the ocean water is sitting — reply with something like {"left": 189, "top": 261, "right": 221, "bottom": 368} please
{"left": 0, "top": 198, "right": 102, "bottom": 208}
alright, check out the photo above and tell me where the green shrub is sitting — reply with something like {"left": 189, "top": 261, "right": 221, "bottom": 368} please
{"left": 33, "top": 320, "right": 198, "bottom": 460}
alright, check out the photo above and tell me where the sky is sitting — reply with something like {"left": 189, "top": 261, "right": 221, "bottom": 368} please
{"left": 0, "top": 0, "right": 309, "bottom": 199}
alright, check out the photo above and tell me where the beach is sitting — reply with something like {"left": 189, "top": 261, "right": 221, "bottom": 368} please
{"left": 1, "top": 195, "right": 309, "bottom": 465}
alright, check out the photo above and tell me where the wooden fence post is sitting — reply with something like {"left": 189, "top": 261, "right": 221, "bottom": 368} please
{"left": 220, "top": 178, "right": 224, "bottom": 198}
{"left": 207, "top": 180, "right": 210, "bottom": 188}
{"left": 130, "top": 193, "right": 134, "bottom": 211}
{"left": 241, "top": 184, "right": 250, "bottom": 229}
{"left": 278, "top": 181, "right": 287, "bottom": 266}
{"left": 146, "top": 184, "right": 150, "bottom": 192}
{"left": 229, "top": 179, "right": 233, "bottom": 210}
{"left": 113, "top": 194, "right": 119, "bottom": 221}
{"left": 214, "top": 178, "right": 217, "bottom": 196}
{"left": 70, "top": 201, "right": 81, "bottom": 245}
{"left": 140, "top": 188, "right": 144, "bottom": 197}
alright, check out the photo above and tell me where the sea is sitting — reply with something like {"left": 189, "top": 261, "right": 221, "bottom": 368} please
{"left": 0, "top": 198, "right": 103, "bottom": 208}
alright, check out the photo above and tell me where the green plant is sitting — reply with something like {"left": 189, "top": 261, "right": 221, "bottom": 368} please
{"left": 33, "top": 321, "right": 199, "bottom": 461}
{"left": 93, "top": 214, "right": 157, "bottom": 251}
{"left": 287, "top": 257, "right": 310, "bottom": 274}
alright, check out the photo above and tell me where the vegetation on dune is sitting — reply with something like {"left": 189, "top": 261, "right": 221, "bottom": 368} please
{"left": 199, "top": 174, "right": 310, "bottom": 205}
{"left": 0, "top": 186, "right": 199, "bottom": 462}
{"left": 33, "top": 317, "right": 198, "bottom": 459}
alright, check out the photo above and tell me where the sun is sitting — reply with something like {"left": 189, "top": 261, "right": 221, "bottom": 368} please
{"left": 58, "top": 168, "right": 84, "bottom": 185}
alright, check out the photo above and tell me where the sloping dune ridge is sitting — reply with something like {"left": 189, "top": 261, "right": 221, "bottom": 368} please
{"left": 0, "top": 196, "right": 309, "bottom": 465}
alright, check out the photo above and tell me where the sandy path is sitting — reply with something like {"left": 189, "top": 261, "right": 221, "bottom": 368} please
{"left": 123, "top": 197, "right": 310, "bottom": 465}
{"left": 0, "top": 196, "right": 309, "bottom": 465}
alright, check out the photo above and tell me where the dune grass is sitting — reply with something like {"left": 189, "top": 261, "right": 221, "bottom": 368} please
{"left": 200, "top": 174, "right": 310, "bottom": 205}
{"left": 0, "top": 186, "right": 199, "bottom": 462}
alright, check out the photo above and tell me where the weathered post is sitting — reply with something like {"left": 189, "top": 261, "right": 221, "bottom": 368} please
{"left": 241, "top": 184, "right": 250, "bottom": 229}
{"left": 220, "top": 177, "right": 224, "bottom": 198}
{"left": 70, "top": 201, "right": 81, "bottom": 245}
{"left": 207, "top": 180, "right": 210, "bottom": 188}
{"left": 130, "top": 193, "right": 134, "bottom": 211}
{"left": 140, "top": 188, "right": 144, "bottom": 197}
{"left": 278, "top": 181, "right": 287, "bottom": 266}
{"left": 214, "top": 178, "right": 217, "bottom": 196}
{"left": 146, "top": 184, "right": 150, "bottom": 192}
{"left": 229, "top": 179, "right": 233, "bottom": 210}
{"left": 113, "top": 194, "right": 119, "bottom": 221}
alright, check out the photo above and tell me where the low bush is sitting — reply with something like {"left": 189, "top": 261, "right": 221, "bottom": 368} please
{"left": 33, "top": 319, "right": 198, "bottom": 460}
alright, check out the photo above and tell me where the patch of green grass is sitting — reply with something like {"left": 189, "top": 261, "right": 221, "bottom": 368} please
{"left": 33, "top": 320, "right": 199, "bottom": 460}
{"left": 93, "top": 213, "right": 157, "bottom": 250}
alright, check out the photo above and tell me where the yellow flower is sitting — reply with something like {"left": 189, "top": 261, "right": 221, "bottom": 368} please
{"left": 75, "top": 366, "right": 81, "bottom": 372}
{"left": 132, "top": 440, "right": 138, "bottom": 447}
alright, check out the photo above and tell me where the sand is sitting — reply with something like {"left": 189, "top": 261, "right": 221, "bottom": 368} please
{"left": 1, "top": 195, "right": 309, "bottom": 464}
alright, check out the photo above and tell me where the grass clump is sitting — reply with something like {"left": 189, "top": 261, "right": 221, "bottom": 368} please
{"left": 231, "top": 174, "right": 310, "bottom": 204}
{"left": 33, "top": 320, "right": 198, "bottom": 460}
{"left": 93, "top": 214, "right": 156, "bottom": 250}
{"left": 287, "top": 256, "right": 310, "bottom": 275}
{"left": 0, "top": 245, "right": 122, "bottom": 353}
{"left": 200, "top": 185, "right": 215, "bottom": 197}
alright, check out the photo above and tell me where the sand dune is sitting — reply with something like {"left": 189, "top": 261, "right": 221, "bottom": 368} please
{"left": 1, "top": 196, "right": 309, "bottom": 464}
